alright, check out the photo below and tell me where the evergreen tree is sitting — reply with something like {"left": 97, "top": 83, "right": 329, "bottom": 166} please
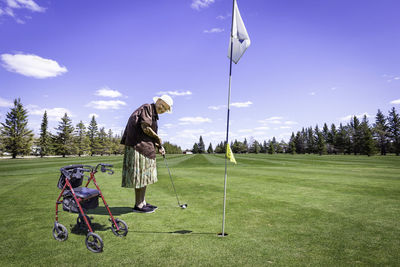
{"left": 0, "top": 98, "right": 33, "bottom": 158}
{"left": 388, "top": 107, "right": 400, "bottom": 155}
{"left": 350, "top": 116, "right": 362, "bottom": 155}
{"left": 207, "top": 142, "right": 214, "bottom": 153}
{"left": 322, "top": 123, "right": 329, "bottom": 143}
{"left": 54, "top": 113, "right": 76, "bottom": 157}
{"left": 192, "top": 142, "right": 199, "bottom": 154}
{"left": 295, "top": 131, "right": 305, "bottom": 154}
{"left": 267, "top": 140, "right": 275, "bottom": 154}
{"left": 360, "top": 115, "right": 375, "bottom": 156}
{"left": 335, "top": 123, "right": 346, "bottom": 154}
{"left": 242, "top": 138, "right": 248, "bottom": 153}
{"left": 373, "top": 109, "right": 389, "bottom": 155}
{"left": 97, "top": 127, "right": 108, "bottom": 156}
{"left": 315, "top": 126, "right": 327, "bottom": 155}
{"left": 249, "top": 140, "right": 261, "bottom": 154}
{"left": 198, "top": 136, "right": 206, "bottom": 153}
{"left": 288, "top": 133, "right": 296, "bottom": 154}
{"left": 87, "top": 116, "right": 99, "bottom": 156}
{"left": 261, "top": 140, "right": 268, "bottom": 153}
{"left": 39, "top": 111, "right": 51, "bottom": 157}
{"left": 328, "top": 123, "right": 337, "bottom": 154}
{"left": 74, "top": 121, "right": 90, "bottom": 157}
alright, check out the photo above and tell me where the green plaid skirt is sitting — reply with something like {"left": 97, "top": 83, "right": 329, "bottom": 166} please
{"left": 121, "top": 146, "right": 158, "bottom": 189}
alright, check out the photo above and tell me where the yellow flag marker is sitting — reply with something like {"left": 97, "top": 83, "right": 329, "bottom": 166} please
{"left": 226, "top": 143, "right": 237, "bottom": 164}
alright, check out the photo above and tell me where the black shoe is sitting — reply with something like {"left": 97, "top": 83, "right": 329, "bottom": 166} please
{"left": 133, "top": 205, "right": 155, "bottom": 213}
{"left": 146, "top": 203, "right": 158, "bottom": 210}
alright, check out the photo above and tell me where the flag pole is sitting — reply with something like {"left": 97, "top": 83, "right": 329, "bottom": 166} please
{"left": 220, "top": 0, "right": 236, "bottom": 237}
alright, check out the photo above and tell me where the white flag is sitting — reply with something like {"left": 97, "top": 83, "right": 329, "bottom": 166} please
{"left": 228, "top": 0, "right": 250, "bottom": 64}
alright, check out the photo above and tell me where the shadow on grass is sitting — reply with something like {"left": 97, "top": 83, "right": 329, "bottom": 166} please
{"left": 133, "top": 230, "right": 216, "bottom": 235}
{"left": 86, "top": 206, "right": 133, "bottom": 216}
{"left": 70, "top": 215, "right": 111, "bottom": 235}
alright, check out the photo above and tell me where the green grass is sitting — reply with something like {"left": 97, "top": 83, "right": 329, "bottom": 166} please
{"left": 0, "top": 154, "right": 400, "bottom": 266}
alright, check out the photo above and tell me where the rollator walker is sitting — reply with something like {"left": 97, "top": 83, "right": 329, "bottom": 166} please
{"left": 52, "top": 163, "right": 128, "bottom": 253}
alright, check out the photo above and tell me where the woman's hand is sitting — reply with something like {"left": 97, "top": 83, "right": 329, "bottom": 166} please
{"left": 159, "top": 146, "right": 165, "bottom": 156}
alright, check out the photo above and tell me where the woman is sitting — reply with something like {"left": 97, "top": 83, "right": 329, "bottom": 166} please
{"left": 121, "top": 95, "right": 173, "bottom": 213}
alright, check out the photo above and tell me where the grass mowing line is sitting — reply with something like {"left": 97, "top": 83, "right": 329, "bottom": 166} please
{"left": 1, "top": 154, "right": 400, "bottom": 265}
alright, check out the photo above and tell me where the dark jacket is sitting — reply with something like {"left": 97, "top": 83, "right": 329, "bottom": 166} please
{"left": 120, "top": 103, "right": 159, "bottom": 159}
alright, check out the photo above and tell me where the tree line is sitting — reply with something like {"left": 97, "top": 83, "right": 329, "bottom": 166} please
{"left": 191, "top": 107, "right": 400, "bottom": 156}
{"left": 0, "top": 98, "right": 183, "bottom": 158}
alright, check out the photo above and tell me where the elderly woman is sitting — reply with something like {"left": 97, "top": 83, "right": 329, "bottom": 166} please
{"left": 121, "top": 95, "right": 173, "bottom": 213}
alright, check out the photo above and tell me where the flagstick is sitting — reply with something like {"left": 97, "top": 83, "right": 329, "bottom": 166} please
{"left": 220, "top": 0, "right": 236, "bottom": 238}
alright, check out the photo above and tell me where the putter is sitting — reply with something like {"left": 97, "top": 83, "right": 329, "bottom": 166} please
{"left": 163, "top": 154, "right": 187, "bottom": 209}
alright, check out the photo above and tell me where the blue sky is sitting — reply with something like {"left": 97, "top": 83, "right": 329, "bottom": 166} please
{"left": 1, "top": 0, "right": 399, "bottom": 150}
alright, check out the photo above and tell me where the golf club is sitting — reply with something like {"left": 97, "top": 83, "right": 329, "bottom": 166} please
{"left": 163, "top": 154, "right": 187, "bottom": 209}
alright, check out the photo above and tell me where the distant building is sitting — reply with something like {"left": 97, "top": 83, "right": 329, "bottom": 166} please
{"left": 183, "top": 150, "right": 193, "bottom": 154}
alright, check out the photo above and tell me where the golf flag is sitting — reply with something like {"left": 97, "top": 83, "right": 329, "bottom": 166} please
{"left": 226, "top": 143, "right": 237, "bottom": 164}
{"left": 228, "top": 0, "right": 251, "bottom": 64}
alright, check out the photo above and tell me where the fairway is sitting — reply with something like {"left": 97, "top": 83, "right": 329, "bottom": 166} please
{"left": 0, "top": 154, "right": 399, "bottom": 266}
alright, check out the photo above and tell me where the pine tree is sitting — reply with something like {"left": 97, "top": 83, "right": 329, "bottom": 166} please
{"left": 207, "top": 142, "right": 214, "bottom": 153}
{"left": 192, "top": 143, "right": 199, "bottom": 154}
{"left": 328, "top": 123, "right": 337, "bottom": 154}
{"left": 360, "top": 115, "right": 375, "bottom": 156}
{"left": 288, "top": 133, "right": 296, "bottom": 154}
{"left": 74, "top": 121, "right": 90, "bottom": 157}
{"left": 198, "top": 136, "right": 205, "bottom": 154}
{"left": 39, "top": 111, "right": 50, "bottom": 157}
{"left": 0, "top": 98, "right": 33, "bottom": 158}
{"left": 335, "top": 123, "right": 346, "bottom": 154}
{"left": 87, "top": 116, "right": 99, "bottom": 156}
{"left": 54, "top": 113, "right": 75, "bottom": 157}
{"left": 267, "top": 140, "right": 275, "bottom": 154}
{"left": 388, "top": 107, "right": 400, "bottom": 155}
{"left": 97, "top": 127, "right": 108, "bottom": 156}
{"left": 350, "top": 116, "right": 362, "bottom": 155}
{"left": 373, "top": 109, "right": 389, "bottom": 155}
{"left": 315, "top": 126, "right": 327, "bottom": 155}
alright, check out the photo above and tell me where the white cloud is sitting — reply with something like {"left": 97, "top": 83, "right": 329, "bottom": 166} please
{"left": 95, "top": 87, "right": 122, "bottom": 98}
{"left": 0, "top": 97, "right": 13, "bottom": 107}
{"left": 162, "top": 123, "right": 174, "bottom": 129}
{"left": 179, "top": 116, "right": 212, "bottom": 125}
{"left": 88, "top": 113, "right": 99, "bottom": 119}
{"left": 280, "top": 126, "right": 291, "bottom": 129}
{"left": 28, "top": 106, "right": 73, "bottom": 121}
{"left": 1, "top": 53, "right": 67, "bottom": 79}
{"left": 208, "top": 105, "right": 225, "bottom": 110}
{"left": 191, "top": 0, "right": 215, "bottom": 10}
{"left": 86, "top": 100, "right": 127, "bottom": 110}
{"left": 217, "top": 14, "right": 230, "bottom": 20}
{"left": 6, "top": 0, "right": 45, "bottom": 12}
{"left": 255, "top": 126, "right": 270, "bottom": 130}
{"left": 390, "top": 99, "right": 400, "bottom": 105}
{"left": 203, "top": 28, "right": 224, "bottom": 33}
{"left": 309, "top": 92, "right": 316, "bottom": 96}
{"left": 284, "top": 121, "right": 298, "bottom": 125}
{"left": 157, "top": 90, "right": 192, "bottom": 96}
{"left": 238, "top": 129, "right": 252, "bottom": 133}
{"left": 259, "top": 117, "right": 283, "bottom": 125}
{"left": 231, "top": 101, "right": 253, "bottom": 108}
{"left": 340, "top": 112, "right": 371, "bottom": 121}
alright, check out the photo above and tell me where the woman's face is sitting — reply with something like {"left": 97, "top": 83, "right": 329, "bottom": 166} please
{"left": 155, "top": 99, "right": 170, "bottom": 114}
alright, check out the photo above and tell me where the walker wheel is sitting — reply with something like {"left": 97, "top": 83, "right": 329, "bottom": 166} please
{"left": 52, "top": 222, "right": 68, "bottom": 241}
{"left": 85, "top": 232, "right": 103, "bottom": 253}
{"left": 111, "top": 218, "right": 128, "bottom": 237}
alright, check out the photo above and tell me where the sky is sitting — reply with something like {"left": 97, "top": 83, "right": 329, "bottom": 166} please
{"left": 0, "top": 0, "right": 399, "bottom": 150}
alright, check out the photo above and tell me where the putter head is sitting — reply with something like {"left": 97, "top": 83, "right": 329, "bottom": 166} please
{"left": 180, "top": 204, "right": 187, "bottom": 209}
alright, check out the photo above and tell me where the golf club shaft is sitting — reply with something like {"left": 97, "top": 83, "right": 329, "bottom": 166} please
{"left": 163, "top": 155, "right": 181, "bottom": 206}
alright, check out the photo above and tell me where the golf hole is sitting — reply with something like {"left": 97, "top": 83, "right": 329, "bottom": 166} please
{"left": 217, "top": 233, "right": 228, "bottom": 237}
